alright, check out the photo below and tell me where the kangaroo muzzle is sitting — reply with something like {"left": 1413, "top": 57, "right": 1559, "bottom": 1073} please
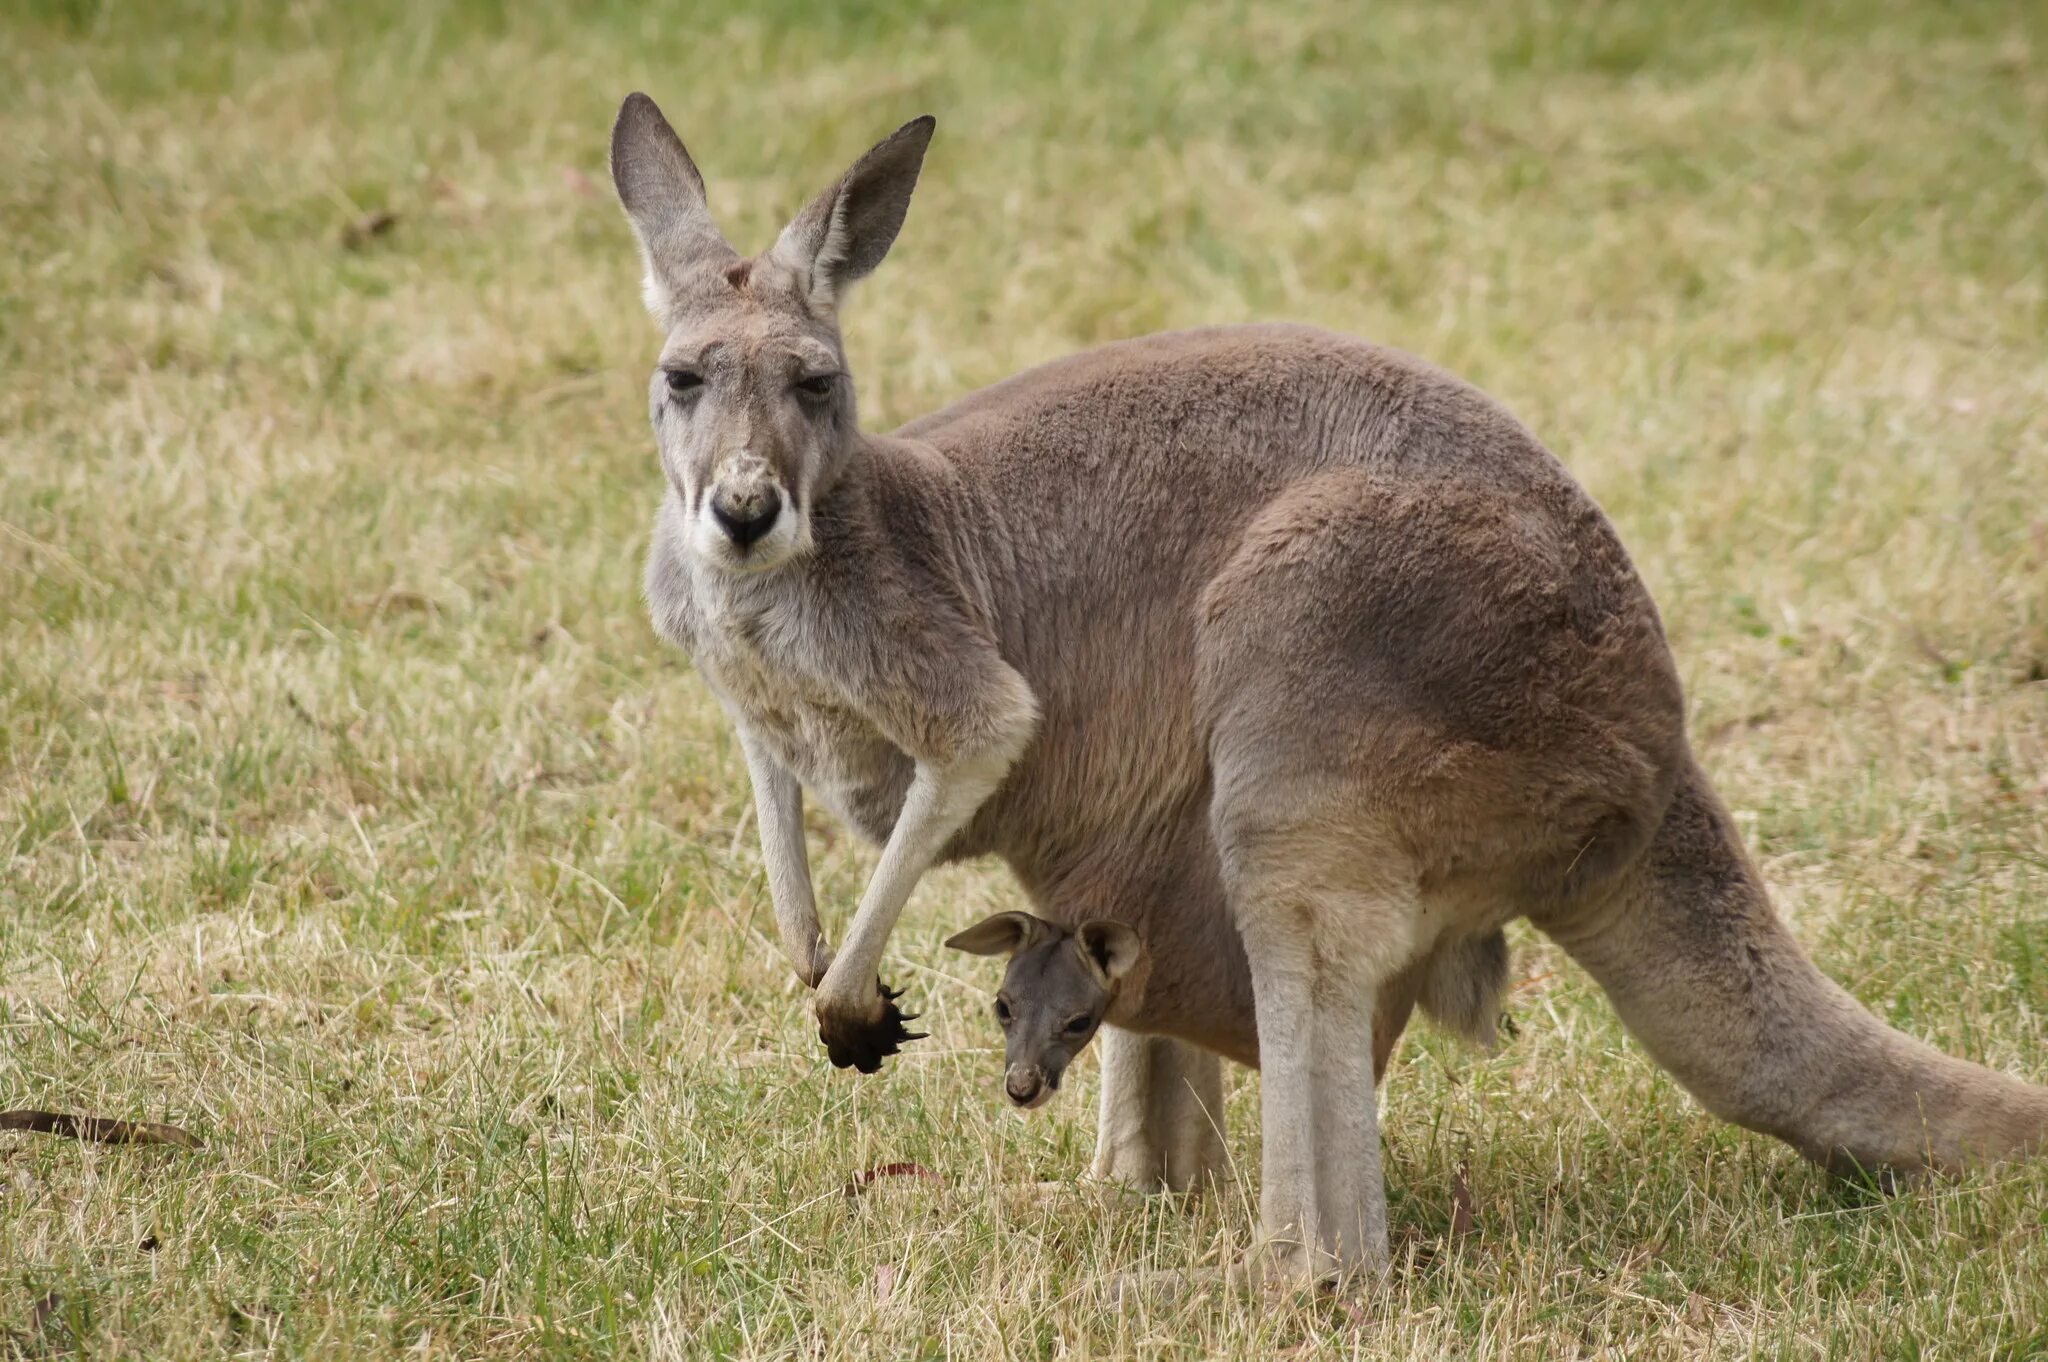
{"left": 1004, "top": 1064, "right": 1053, "bottom": 1109}
{"left": 710, "top": 482, "right": 782, "bottom": 548}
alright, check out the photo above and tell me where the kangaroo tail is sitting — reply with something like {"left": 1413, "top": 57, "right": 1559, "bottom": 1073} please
{"left": 1536, "top": 757, "right": 2048, "bottom": 1175}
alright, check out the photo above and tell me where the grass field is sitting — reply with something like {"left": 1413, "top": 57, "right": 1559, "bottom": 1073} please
{"left": 4, "top": 0, "right": 2047, "bottom": 1355}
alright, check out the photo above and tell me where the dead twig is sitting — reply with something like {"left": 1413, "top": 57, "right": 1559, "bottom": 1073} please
{"left": 340, "top": 209, "right": 398, "bottom": 250}
{"left": 1450, "top": 1161, "right": 1478, "bottom": 1239}
{"left": 0, "top": 1110, "right": 201, "bottom": 1150}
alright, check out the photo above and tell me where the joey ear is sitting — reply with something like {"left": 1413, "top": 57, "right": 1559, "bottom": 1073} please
{"left": 943, "top": 910, "right": 1043, "bottom": 958}
{"left": 609, "top": 92, "right": 737, "bottom": 319}
{"left": 771, "top": 115, "right": 935, "bottom": 311}
{"left": 1076, "top": 921, "right": 1144, "bottom": 987}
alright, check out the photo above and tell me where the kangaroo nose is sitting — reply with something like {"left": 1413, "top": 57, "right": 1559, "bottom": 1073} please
{"left": 710, "top": 486, "right": 782, "bottom": 548}
{"left": 1004, "top": 1068, "right": 1044, "bottom": 1107}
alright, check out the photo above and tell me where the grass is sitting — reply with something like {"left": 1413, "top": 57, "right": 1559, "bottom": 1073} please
{"left": 3, "top": 0, "right": 2046, "bottom": 1355}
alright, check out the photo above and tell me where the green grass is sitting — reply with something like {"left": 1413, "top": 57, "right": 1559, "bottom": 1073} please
{"left": 4, "top": 0, "right": 2047, "bottom": 1355}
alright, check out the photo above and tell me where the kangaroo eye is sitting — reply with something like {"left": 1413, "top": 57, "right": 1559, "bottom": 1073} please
{"left": 994, "top": 998, "right": 1013, "bottom": 1026}
{"left": 1064, "top": 1016, "right": 1094, "bottom": 1037}
{"left": 795, "top": 373, "right": 836, "bottom": 398}
{"left": 664, "top": 369, "right": 703, "bottom": 397}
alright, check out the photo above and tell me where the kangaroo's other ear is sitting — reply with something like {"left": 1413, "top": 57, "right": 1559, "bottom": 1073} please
{"left": 609, "top": 92, "right": 737, "bottom": 320}
{"left": 944, "top": 910, "right": 1042, "bottom": 958}
{"left": 1076, "top": 921, "right": 1144, "bottom": 987}
{"left": 771, "top": 115, "right": 935, "bottom": 312}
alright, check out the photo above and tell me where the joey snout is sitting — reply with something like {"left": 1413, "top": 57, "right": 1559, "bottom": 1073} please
{"left": 1005, "top": 1065, "right": 1054, "bottom": 1109}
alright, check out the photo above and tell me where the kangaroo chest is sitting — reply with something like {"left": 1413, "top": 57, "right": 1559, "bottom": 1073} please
{"left": 690, "top": 594, "right": 914, "bottom": 847}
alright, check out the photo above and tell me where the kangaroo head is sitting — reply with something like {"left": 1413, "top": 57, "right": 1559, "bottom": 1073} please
{"left": 944, "top": 912, "right": 1146, "bottom": 1109}
{"left": 609, "top": 93, "right": 934, "bottom": 576}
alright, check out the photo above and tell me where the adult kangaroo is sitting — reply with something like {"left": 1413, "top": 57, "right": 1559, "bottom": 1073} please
{"left": 608, "top": 94, "right": 2048, "bottom": 1283}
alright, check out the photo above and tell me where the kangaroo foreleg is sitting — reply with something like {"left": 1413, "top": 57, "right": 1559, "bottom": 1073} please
{"left": 813, "top": 745, "right": 1018, "bottom": 1071}
{"left": 738, "top": 730, "right": 831, "bottom": 988}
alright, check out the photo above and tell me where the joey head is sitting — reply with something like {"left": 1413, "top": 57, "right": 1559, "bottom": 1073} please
{"left": 946, "top": 912, "right": 1146, "bottom": 1108}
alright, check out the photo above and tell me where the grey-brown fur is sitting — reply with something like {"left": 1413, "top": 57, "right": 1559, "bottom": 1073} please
{"left": 610, "top": 94, "right": 2048, "bottom": 1282}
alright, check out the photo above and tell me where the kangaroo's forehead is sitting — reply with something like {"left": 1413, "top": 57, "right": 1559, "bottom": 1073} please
{"left": 1005, "top": 937, "right": 1093, "bottom": 998}
{"left": 659, "top": 253, "right": 824, "bottom": 328}
{"left": 658, "top": 273, "right": 842, "bottom": 370}
{"left": 658, "top": 307, "right": 841, "bottom": 375}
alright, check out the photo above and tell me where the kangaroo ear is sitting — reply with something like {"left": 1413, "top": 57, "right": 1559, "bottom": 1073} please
{"left": 609, "top": 93, "right": 736, "bottom": 321}
{"left": 944, "top": 910, "right": 1042, "bottom": 958}
{"left": 1076, "top": 921, "right": 1144, "bottom": 987}
{"left": 771, "top": 115, "right": 935, "bottom": 312}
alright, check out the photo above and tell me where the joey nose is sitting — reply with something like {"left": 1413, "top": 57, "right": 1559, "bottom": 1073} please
{"left": 1005, "top": 1068, "right": 1046, "bottom": 1107}
{"left": 710, "top": 486, "right": 782, "bottom": 548}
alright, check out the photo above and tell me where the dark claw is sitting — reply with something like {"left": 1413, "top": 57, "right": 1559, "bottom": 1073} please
{"left": 819, "top": 976, "right": 926, "bottom": 1074}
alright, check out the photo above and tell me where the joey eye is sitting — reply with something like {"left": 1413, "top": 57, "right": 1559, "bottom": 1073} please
{"left": 1063, "top": 1015, "right": 1094, "bottom": 1038}
{"left": 994, "top": 998, "right": 1013, "bottom": 1026}
{"left": 665, "top": 369, "right": 703, "bottom": 397}
{"left": 795, "top": 373, "right": 836, "bottom": 399}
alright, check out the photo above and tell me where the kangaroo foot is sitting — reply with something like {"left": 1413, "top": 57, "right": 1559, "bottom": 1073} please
{"left": 1108, "top": 1265, "right": 1230, "bottom": 1305}
{"left": 1224, "top": 1234, "right": 1367, "bottom": 1294}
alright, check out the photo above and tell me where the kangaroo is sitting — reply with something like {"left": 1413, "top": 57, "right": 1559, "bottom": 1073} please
{"left": 945, "top": 911, "right": 1504, "bottom": 1111}
{"left": 608, "top": 93, "right": 2048, "bottom": 1284}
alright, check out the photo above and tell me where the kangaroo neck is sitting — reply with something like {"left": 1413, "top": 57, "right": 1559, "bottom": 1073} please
{"left": 810, "top": 431, "right": 1007, "bottom": 635}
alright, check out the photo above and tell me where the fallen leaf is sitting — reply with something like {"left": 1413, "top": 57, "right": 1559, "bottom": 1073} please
{"left": 1450, "top": 1161, "right": 1477, "bottom": 1239}
{"left": 0, "top": 1109, "right": 202, "bottom": 1149}
{"left": 842, "top": 1162, "right": 945, "bottom": 1202}
{"left": 4, "top": 1290, "right": 67, "bottom": 1355}
{"left": 873, "top": 1263, "right": 898, "bottom": 1304}
{"left": 341, "top": 210, "right": 399, "bottom": 250}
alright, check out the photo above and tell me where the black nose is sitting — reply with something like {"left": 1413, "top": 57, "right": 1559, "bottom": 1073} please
{"left": 710, "top": 487, "right": 782, "bottom": 548}
{"left": 1005, "top": 1071, "right": 1042, "bottom": 1105}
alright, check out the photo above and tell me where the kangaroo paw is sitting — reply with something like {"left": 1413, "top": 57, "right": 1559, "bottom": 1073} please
{"left": 818, "top": 978, "right": 926, "bottom": 1074}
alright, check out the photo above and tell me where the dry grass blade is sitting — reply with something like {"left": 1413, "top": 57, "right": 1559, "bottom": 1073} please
{"left": 0, "top": 1110, "right": 202, "bottom": 1151}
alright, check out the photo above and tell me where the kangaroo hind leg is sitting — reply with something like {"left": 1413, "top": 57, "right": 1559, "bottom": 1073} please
{"left": 1222, "top": 818, "right": 1419, "bottom": 1284}
{"left": 1092, "top": 1028, "right": 1228, "bottom": 1193}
